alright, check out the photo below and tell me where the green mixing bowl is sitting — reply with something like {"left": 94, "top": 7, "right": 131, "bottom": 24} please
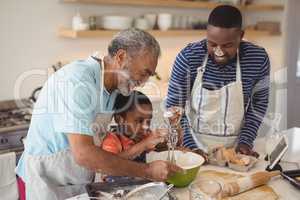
{"left": 146, "top": 150, "right": 205, "bottom": 187}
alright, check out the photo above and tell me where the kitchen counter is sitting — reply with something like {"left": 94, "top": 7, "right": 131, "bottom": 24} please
{"left": 174, "top": 159, "right": 300, "bottom": 199}
{"left": 173, "top": 137, "right": 300, "bottom": 200}
{"left": 68, "top": 137, "right": 300, "bottom": 200}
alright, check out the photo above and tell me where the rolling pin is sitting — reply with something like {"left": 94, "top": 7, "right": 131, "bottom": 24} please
{"left": 221, "top": 171, "right": 280, "bottom": 198}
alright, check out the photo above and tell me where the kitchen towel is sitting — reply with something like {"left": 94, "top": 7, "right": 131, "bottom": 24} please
{"left": 0, "top": 152, "right": 18, "bottom": 200}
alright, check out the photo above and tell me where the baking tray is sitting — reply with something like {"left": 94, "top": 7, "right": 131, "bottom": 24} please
{"left": 281, "top": 169, "right": 300, "bottom": 190}
{"left": 86, "top": 178, "right": 150, "bottom": 198}
{"left": 85, "top": 178, "right": 177, "bottom": 199}
{"left": 208, "top": 152, "right": 258, "bottom": 172}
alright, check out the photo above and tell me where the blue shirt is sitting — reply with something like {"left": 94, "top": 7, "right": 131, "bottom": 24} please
{"left": 16, "top": 56, "right": 117, "bottom": 180}
{"left": 166, "top": 40, "right": 270, "bottom": 149}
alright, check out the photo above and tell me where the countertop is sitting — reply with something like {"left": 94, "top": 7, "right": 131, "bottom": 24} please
{"left": 68, "top": 137, "right": 300, "bottom": 200}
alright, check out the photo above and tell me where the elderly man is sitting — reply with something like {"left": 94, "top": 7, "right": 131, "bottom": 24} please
{"left": 167, "top": 5, "right": 270, "bottom": 157}
{"left": 16, "top": 29, "right": 182, "bottom": 200}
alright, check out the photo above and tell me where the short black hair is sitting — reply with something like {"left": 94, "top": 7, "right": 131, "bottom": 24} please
{"left": 208, "top": 5, "right": 242, "bottom": 28}
{"left": 114, "top": 91, "right": 152, "bottom": 116}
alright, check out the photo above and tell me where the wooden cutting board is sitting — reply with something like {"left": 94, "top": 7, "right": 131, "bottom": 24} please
{"left": 198, "top": 170, "right": 279, "bottom": 200}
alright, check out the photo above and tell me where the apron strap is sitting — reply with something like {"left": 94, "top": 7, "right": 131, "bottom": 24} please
{"left": 197, "top": 54, "right": 209, "bottom": 73}
{"left": 236, "top": 50, "right": 242, "bottom": 82}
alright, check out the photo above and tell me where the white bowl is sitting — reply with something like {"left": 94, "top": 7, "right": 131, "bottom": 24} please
{"left": 147, "top": 150, "right": 205, "bottom": 169}
{"left": 157, "top": 13, "right": 172, "bottom": 31}
{"left": 73, "top": 22, "right": 89, "bottom": 31}
{"left": 134, "top": 18, "right": 151, "bottom": 30}
{"left": 147, "top": 150, "right": 205, "bottom": 187}
{"left": 144, "top": 14, "right": 157, "bottom": 29}
{"left": 102, "top": 16, "right": 133, "bottom": 30}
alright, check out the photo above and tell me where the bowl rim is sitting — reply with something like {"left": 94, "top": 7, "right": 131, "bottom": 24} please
{"left": 147, "top": 150, "right": 205, "bottom": 169}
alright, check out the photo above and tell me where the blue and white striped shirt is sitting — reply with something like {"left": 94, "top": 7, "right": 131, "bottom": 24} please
{"left": 166, "top": 39, "right": 270, "bottom": 149}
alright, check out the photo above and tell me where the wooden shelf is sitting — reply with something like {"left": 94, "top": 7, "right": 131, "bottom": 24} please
{"left": 58, "top": 28, "right": 206, "bottom": 38}
{"left": 63, "top": 0, "right": 284, "bottom": 11}
{"left": 241, "top": 4, "right": 284, "bottom": 11}
{"left": 58, "top": 28, "right": 273, "bottom": 39}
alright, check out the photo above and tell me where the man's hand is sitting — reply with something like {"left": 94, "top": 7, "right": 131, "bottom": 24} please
{"left": 236, "top": 143, "right": 259, "bottom": 158}
{"left": 175, "top": 147, "right": 208, "bottom": 163}
{"left": 145, "top": 160, "right": 183, "bottom": 182}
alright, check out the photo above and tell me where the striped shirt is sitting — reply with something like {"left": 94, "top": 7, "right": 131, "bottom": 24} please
{"left": 166, "top": 39, "right": 270, "bottom": 149}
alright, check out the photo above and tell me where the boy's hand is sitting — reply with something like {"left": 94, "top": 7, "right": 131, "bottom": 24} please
{"left": 142, "top": 131, "right": 165, "bottom": 151}
{"left": 156, "top": 128, "right": 183, "bottom": 146}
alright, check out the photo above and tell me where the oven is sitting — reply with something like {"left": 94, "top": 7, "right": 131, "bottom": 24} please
{"left": 0, "top": 99, "right": 32, "bottom": 164}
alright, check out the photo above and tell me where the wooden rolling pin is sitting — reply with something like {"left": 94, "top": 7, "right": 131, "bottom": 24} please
{"left": 221, "top": 171, "right": 280, "bottom": 198}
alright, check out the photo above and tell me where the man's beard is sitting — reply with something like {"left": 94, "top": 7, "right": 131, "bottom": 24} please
{"left": 212, "top": 47, "right": 228, "bottom": 65}
{"left": 117, "top": 66, "right": 134, "bottom": 96}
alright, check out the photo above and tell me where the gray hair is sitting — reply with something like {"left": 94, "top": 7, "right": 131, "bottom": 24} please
{"left": 108, "top": 28, "right": 161, "bottom": 59}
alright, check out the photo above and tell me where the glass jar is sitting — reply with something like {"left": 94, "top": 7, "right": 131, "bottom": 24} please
{"left": 89, "top": 16, "right": 97, "bottom": 30}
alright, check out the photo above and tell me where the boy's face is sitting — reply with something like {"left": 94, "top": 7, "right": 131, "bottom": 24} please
{"left": 118, "top": 104, "right": 153, "bottom": 141}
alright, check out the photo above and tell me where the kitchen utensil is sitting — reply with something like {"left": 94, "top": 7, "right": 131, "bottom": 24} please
{"left": 197, "top": 170, "right": 278, "bottom": 200}
{"left": 134, "top": 17, "right": 151, "bottom": 30}
{"left": 101, "top": 16, "right": 133, "bottom": 30}
{"left": 147, "top": 150, "right": 205, "bottom": 187}
{"left": 125, "top": 182, "right": 172, "bottom": 200}
{"left": 163, "top": 107, "right": 183, "bottom": 164}
{"left": 86, "top": 179, "right": 149, "bottom": 198}
{"left": 164, "top": 118, "right": 175, "bottom": 163}
{"left": 281, "top": 169, "right": 300, "bottom": 190}
{"left": 163, "top": 110, "right": 174, "bottom": 163}
{"left": 158, "top": 13, "right": 172, "bottom": 31}
{"left": 221, "top": 171, "right": 280, "bottom": 198}
{"left": 158, "top": 184, "right": 174, "bottom": 200}
{"left": 189, "top": 179, "right": 222, "bottom": 200}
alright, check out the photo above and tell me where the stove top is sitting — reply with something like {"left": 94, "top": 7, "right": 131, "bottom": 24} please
{"left": 0, "top": 99, "right": 32, "bottom": 158}
{"left": 0, "top": 99, "right": 32, "bottom": 133}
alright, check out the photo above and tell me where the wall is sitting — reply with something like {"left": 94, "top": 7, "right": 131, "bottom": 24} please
{"left": 0, "top": 0, "right": 285, "bottom": 101}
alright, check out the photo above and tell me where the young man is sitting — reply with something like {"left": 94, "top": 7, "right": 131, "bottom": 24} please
{"left": 167, "top": 5, "right": 270, "bottom": 157}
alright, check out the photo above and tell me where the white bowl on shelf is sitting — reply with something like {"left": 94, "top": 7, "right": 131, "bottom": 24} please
{"left": 157, "top": 13, "right": 173, "bottom": 31}
{"left": 134, "top": 18, "right": 151, "bottom": 30}
{"left": 101, "top": 15, "right": 133, "bottom": 30}
{"left": 72, "top": 23, "right": 89, "bottom": 31}
{"left": 144, "top": 13, "right": 157, "bottom": 29}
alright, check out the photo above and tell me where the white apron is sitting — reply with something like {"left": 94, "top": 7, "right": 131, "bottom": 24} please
{"left": 187, "top": 52, "right": 245, "bottom": 151}
{"left": 24, "top": 55, "right": 113, "bottom": 200}
{"left": 25, "top": 150, "right": 94, "bottom": 200}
